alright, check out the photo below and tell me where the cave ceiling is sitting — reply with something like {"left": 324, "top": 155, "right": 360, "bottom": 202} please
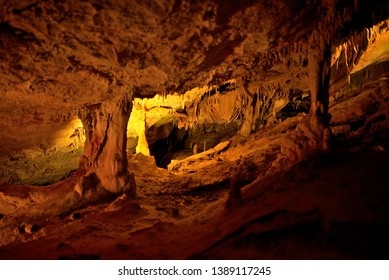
{"left": 0, "top": 0, "right": 388, "bottom": 157}
{"left": 0, "top": 0, "right": 328, "bottom": 98}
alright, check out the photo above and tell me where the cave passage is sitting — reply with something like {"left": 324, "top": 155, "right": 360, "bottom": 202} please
{"left": 0, "top": 0, "right": 388, "bottom": 261}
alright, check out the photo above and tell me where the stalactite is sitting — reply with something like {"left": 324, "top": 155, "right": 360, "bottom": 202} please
{"left": 268, "top": 13, "right": 335, "bottom": 166}
{"left": 329, "top": 19, "right": 387, "bottom": 95}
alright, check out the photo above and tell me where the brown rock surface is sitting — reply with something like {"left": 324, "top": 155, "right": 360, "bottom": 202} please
{"left": 0, "top": 0, "right": 388, "bottom": 259}
{"left": 0, "top": 1, "right": 386, "bottom": 150}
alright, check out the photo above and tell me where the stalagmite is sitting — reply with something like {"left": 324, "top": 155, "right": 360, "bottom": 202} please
{"left": 193, "top": 143, "right": 198, "bottom": 154}
{"left": 134, "top": 108, "right": 150, "bottom": 156}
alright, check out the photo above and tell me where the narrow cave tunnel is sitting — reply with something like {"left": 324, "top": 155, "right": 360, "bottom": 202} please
{"left": 147, "top": 124, "right": 189, "bottom": 168}
{"left": 0, "top": 0, "right": 389, "bottom": 260}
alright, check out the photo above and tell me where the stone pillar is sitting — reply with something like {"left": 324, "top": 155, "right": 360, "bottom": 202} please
{"left": 77, "top": 93, "right": 136, "bottom": 196}
{"left": 275, "top": 26, "right": 333, "bottom": 164}
{"left": 307, "top": 27, "right": 332, "bottom": 151}
{"left": 133, "top": 104, "right": 150, "bottom": 156}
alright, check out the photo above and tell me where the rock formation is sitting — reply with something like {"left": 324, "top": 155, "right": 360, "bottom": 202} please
{"left": 0, "top": 0, "right": 388, "bottom": 260}
{"left": 76, "top": 93, "right": 136, "bottom": 195}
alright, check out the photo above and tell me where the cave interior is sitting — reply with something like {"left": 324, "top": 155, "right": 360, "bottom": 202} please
{"left": 0, "top": 0, "right": 389, "bottom": 259}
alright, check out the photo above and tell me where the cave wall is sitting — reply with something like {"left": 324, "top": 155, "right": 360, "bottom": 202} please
{"left": 0, "top": 115, "right": 84, "bottom": 185}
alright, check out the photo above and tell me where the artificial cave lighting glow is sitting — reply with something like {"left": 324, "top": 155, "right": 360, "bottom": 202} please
{"left": 126, "top": 80, "right": 239, "bottom": 148}
{"left": 52, "top": 117, "right": 86, "bottom": 150}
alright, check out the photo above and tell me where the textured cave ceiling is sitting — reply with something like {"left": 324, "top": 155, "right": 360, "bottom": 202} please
{"left": 0, "top": 0, "right": 326, "bottom": 97}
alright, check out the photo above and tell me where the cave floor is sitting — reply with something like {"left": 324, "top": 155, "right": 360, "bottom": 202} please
{"left": 0, "top": 114, "right": 389, "bottom": 259}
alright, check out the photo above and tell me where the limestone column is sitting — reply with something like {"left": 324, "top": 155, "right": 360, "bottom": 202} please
{"left": 133, "top": 103, "right": 150, "bottom": 156}
{"left": 77, "top": 93, "right": 136, "bottom": 196}
{"left": 307, "top": 26, "right": 332, "bottom": 151}
{"left": 276, "top": 24, "right": 333, "bottom": 163}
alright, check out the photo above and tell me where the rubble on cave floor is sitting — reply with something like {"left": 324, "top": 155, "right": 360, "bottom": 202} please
{"left": 0, "top": 113, "right": 296, "bottom": 250}
{"left": 0, "top": 138, "right": 388, "bottom": 259}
